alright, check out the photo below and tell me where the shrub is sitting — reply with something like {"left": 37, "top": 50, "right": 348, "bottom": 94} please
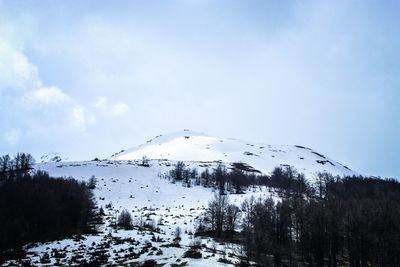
{"left": 218, "top": 258, "right": 233, "bottom": 264}
{"left": 141, "top": 259, "right": 157, "bottom": 267}
{"left": 88, "top": 175, "right": 97, "bottom": 189}
{"left": 189, "top": 238, "right": 202, "bottom": 249}
{"left": 174, "top": 226, "right": 182, "bottom": 239}
{"left": 183, "top": 249, "right": 202, "bottom": 259}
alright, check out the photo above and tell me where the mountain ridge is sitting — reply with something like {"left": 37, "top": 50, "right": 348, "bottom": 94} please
{"left": 110, "top": 130, "right": 357, "bottom": 177}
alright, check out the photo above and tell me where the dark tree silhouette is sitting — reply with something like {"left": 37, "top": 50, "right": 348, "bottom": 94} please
{"left": 197, "top": 169, "right": 400, "bottom": 266}
{"left": 117, "top": 209, "right": 133, "bottom": 229}
{"left": 0, "top": 153, "right": 100, "bottom": 261}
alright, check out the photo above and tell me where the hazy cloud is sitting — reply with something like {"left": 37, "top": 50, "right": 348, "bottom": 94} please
{"left": 3, "top": 128, "right": 21, "bottom": 146}
{"left": 112, "top": 103, "right": 130, "bottom": 116}
{"left": 0, "top": 30, "right": 39, "bottom": 91}
{"left": 26, "top": 86, "right": 71, "bottom": 105}
{"left": 71, "top": 105, "right": 94, "bottom": 131}
{"left": 93, "top": 96, "right": 108, "bottom": 108}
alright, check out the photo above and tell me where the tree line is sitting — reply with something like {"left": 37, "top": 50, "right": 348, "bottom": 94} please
{"left": 0, "top": 153, "right": 101, "bottom": 261}
{"left": 0, "top": 152, "right": 35, "bottom": 180}
{"left": 168, "top": 161, "right": 261, "bottom": 193}
{"left": 168, "top": 161, "right": 314, "bottom": 197}
{"left": 197, "top": 166, "right": 400, "bottom": 267}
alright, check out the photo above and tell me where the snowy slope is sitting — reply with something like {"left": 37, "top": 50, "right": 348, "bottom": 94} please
{"left": 26, "top": 160, "right": 271, "bottom": 266}
{"left": 110, "top": 130, "right": 356, "bottom": 177}
{"left": 3, "top": 131, "right": 358, "bottom": 266}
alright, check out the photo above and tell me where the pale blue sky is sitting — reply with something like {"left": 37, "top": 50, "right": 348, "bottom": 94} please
{"left": 0, "top": 0, "right": 399, "bottom": 178}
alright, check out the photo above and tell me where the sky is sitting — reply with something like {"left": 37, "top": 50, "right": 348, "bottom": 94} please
{"left": 0, "top": 0, "right": 399, "bottom": 178}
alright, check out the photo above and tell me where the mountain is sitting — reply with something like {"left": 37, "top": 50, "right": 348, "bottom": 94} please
{"left": 5, "top": 131, "right": 358, "bottom": 266}
{"left": 110, "top": 130, "right": 356, "bottom": 178}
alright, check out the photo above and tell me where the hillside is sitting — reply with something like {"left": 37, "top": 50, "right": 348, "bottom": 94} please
{"left": 110, "top": 130, "right": 356, "bottom": 178}
{"left": 21, "top": 159, "right": 270, "bottom": 266}
{"left": 1, "top": 131, "right": 359, "bottom": 266}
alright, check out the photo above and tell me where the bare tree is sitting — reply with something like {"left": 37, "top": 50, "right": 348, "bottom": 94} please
{"left": 170, "top": 161, "right": 186, "bottom": 181}
{"left": 117, "top": 209, "right": 133, "bottom": 229}
{"left": 206, "top": 193, "right": 229, "bottom": 236}
{"left": 226, "top": 204, "right": 240, "bottom": 234}
{"left": 141, "top": 156, "right": 150, "bottom": 167}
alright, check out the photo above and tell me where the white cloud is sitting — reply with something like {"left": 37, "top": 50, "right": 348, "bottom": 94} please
{"left": 0, "top": 15, "right": 100, "bottom": 136}
{"left": 93, "top": 97, "right": 130, "bottom": 116}
{"left": 71, "top": 105, "right": 95, "bottom": 131}
{"left": 112, "top": 102, "right": 130, "bottom": 116}
{"left": 26, "top": 86, "right": 71, "bottom": 105}
{"left": 93, "top": 96, "right": 108, "bottom": 108}
{"left": 0, "top": 38, "right": 40, "bottom": 91}
{"left": 72, "top": 106, "right": 86, "bottom": 130}
{"left": 3, "top": 128, "right": 21, "bottom": 146}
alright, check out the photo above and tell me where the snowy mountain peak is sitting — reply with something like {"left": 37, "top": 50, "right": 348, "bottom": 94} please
{"left": 110, "top": 131, "right": 357, "bottom": 177}
{"left": 40, "top": 152, "right": 67, "bottom": 163}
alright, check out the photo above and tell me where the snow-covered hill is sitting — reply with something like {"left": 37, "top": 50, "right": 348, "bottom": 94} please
{"left": 3, "top": 131, "right": 358, "bottom": 266}
{"left": 110, "top": 130, "right": 356, "bottom": 177}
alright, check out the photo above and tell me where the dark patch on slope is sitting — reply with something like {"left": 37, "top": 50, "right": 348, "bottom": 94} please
{"left": 312, "top": 151, "right": 326, "bottom": 159}
{"left": 316, "top": 160, "right": 335, "bottom": 166}
{"left": 230, "top": 162, "right": 261, "bottom": 174}
{"left": 244, "top": 151, "right": 259, "bottom": 156}
{"left": 294, "top": 145, "right": 312, "bottom": 150}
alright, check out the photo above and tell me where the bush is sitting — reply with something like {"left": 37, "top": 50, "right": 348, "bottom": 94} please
{"left": 183, "top": 249, "right": 202, "bottom": 259}
{"left": 88, "top": 175, "right": 97, "bottom": 189}
{"left": 189, "top": 238, "right": 202, "bottom": 249}
{"left": 174, "top": 226, "right": 182, "bottom": 239}
{"left": 40, "top": 252, "right": 51, "bottom": 264}
{"left": 141, "top": 259, "right": 157, "bottom": 267}
{"left": 218, "top": 258, "right": 233, "bottom": 264}
{"left": 141, "top": 156, "right": 150, "bottom": 167}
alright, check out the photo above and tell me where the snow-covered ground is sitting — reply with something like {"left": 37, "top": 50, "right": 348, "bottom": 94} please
{"left": 111, "top": 130, "right": 357, "bottom": 179}
{"left": 14, "top": 160, "right": 271, "bottom": 266}
{"left": 3, "top": 130, "right": 357, "bottom": 266}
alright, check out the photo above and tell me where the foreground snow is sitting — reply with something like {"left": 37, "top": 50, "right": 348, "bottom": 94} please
{"left": 3, "top": 160, "right": 274, "bottom": 266}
